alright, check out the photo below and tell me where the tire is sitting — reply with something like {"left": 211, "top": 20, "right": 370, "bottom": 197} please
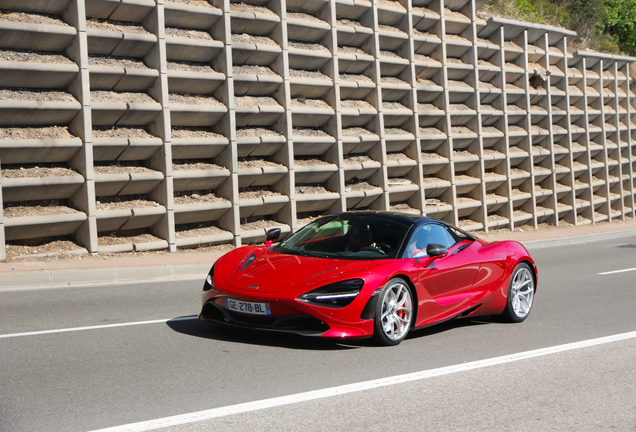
{"left": 373, "top": 278, "right": 413, "bottom": 346}
{"left": 502, "top": 262, "right": 535, "bottom": 323}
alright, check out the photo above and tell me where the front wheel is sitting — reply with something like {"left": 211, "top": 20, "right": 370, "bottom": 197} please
{"left": 502, "top": 262, "right": 535, "bottom": 323}
{"left": 373, "top": 278, "right": 413, "bottom": 346}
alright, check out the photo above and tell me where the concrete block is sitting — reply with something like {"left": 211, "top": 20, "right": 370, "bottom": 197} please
{"left": 84, "top": 0, "right": 120, "bottom": 18}
{"left": 171, "top": 137, "right": 228, "bottom": 159}
{"left": 173, "top": 201, "right": 232, "bottom": 224}
{"left": 119, "top": 206, "right": 166, "bottom": 230}
{"left": 0, "top": 61, "right": 79, "bottom": 88}
{"left": 0, "top": 21, "right": 76, "bottom": 51}
{"left": 95, "top": 209, "right": 132, "bottom": 232}
{"left": 111, "top": 32, "right": 157, "bottom": 57}
{"left": 172, "top": 168, "right": 230, "bottom": 191}
{"left": 2, "top": 175, "right": 85, "bottom": 202}
{"left": 109, "top": 0, "right": 155, "bottom": 22}
{"left": 4, "top": 212, "right": 87, "bottom": 240}
{"left": 286, "top": 19, "right": 330, "bottom": 43}
{"left": 165, "top": 37, "right": 223, "bottom": 62}
{"left": 169, "top": 104, "right": 227, "bottom": 127}
{"left": 86, "top": 28, "right": 124, "bottom": 55}
{"left": 0, "top": 138, "right": 82, "bottom": 164}
{"left": 115, "top": 102, "right": 162, "bottom": 125}
{"left": 167, "top": 70, "right": 225, "bottom": 94}
{"left": 0, "top": 100, "right": 81, "bottom": 127}
{"left": 296, "top": 192, "right": 340, "bottom": 212}
{"left": 132, "top": 239, "right": 169, "bottom": 251}
{"left": 163, "top": 1, "right": 222, "bottom": 30}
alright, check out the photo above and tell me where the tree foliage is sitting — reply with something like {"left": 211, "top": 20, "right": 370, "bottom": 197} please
{"left": 483, "top": 0, "right": 636, "bottom": 57}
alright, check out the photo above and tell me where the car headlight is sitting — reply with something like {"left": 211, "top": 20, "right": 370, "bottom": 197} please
{"left": 203, "top": 264, "right": 215, "bottom": 292}
{"left": 296, "top": 279, "right": 364, "bottom": 308}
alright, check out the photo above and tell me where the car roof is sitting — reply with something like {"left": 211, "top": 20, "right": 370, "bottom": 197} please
{"left": 331, "top": 210, "right": 442, "bottom": 227}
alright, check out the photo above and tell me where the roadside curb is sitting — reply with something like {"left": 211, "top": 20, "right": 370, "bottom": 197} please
{"left": 521, "top": 228, "right": 636, "bottom": 250}
{"left": 0, "top": 264, "right": 210, "bottom": 290}
{"left": 2, "top": 227, "right": 636, "bottom": 290}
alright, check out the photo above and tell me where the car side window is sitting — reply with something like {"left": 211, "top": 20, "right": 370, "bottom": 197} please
{"left": 406, "top": 224, "right": 455, "bottom": 258}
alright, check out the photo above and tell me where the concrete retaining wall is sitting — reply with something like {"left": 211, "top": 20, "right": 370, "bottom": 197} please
{"left": 0, "top": 0, "right": 635, "bottom": 259}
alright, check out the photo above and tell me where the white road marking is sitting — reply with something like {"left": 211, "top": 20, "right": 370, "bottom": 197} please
{"left": 90, "top": 329, "right": 636, "bottom": 432}
{"left": 0, "top": 316, "right": 197, "bottom": 339}
{"left": 598, "top": 266, "right": 636, "bottom": 275}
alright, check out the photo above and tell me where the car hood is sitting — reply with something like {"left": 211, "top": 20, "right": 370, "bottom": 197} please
{"left": 228, "top": 248, "right": 371, "bottom": 293}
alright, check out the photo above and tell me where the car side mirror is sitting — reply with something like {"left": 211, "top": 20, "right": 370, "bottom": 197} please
{"left": 265, "top": 227, "right": 281, "bottom": 247}
{"left": 426, "top": 243, "right": 448, "bottom": 257}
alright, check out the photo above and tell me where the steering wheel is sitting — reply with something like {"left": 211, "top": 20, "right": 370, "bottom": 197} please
{"left": 376, "top": 243, "right": 392, "bottom": 255}
{"left": 359, "top": 246, "right": 387, "bottom": 255}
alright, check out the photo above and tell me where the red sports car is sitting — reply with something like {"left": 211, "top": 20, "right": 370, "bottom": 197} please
{"left": 200, "top": 211, "right": 537, "bottom": 345}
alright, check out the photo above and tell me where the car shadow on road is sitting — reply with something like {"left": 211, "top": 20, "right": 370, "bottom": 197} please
{"left": 166, "top": 315, "right": 501, "bottom": 350}
{"left": 166, "top": 316, "right": 360, "bottom": 351}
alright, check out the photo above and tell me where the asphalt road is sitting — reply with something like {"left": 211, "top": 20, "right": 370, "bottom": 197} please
{"left": 1, "top": 235, "right": 636, "bottom": 432}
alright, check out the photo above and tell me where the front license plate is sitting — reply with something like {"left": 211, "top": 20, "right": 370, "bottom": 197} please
{"left": 225, "top": 298, "right": 271, "bottom": 315}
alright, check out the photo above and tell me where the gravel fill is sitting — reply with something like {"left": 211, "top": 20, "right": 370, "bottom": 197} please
{"left": 175, "top": 225, "right": 228, "bottom": 238}
{"left": 94, "top": 165, "right": 156, "bottom": 174}
{"left": 382, "top": 77, "right": 408, "bottom": 85}
{"left": 345, "top": 181, "right": 380, "bottom": 192}
{"left": 165, "top": 27, "right": 212, "bottom": 40}
{"left": 505, "top": 63, "right": 524, "bottom": 72}
{"left": 91, "top": 91, "right": 156, "bottom": 103}
{"left": 422, "top": 176, "right": 445, "bottom": 184}
{"left": 341, "top": 100, "right": 374, "bottom": 110}
{"left": 387, "top": 152, "right": 411, "bottom": 161}
{"left": 289, "top": 69, "right": 330, "bottom": 80}
{"left": 241, "top": 220, "right": 282, "bottom": 230}
{"left": 383, "top": 102, "right": 409, "bottom": 110}
{"left": 89, "top": 55, "right": 149, "bottom": 68}
{"left": 294, "top": 158, "right": 331, "bottom": 166}
{"left": 0, "top": 126, "right": 74, "bottom": 140}
{"left": 415, "top": 54, "right": 441, "bottom": 64}
{"left": 293, "top": 128, "right": 330, "bottom": 137}
{"left": 287, "top": 12, "right": 327, "bottom": 24}
{"left": 237, "top": 128, "right": 280, "bottom": 137}
{"left": 3, "top": 203, "right": 80, "bottom": 218}
{"left": 506, "top": 104, "right": 525, "bottom": 112}
{"left": 340, "top": 74, "right": 373, "bottom": 83}
{"left": 419, "top": 103, "right": 443, "bottom": 112}
{"left": 0, "top": 10, "right": 69, "bottom": 26}
{"left": 289, "top": 41, "right": 329, "bottom": 52}
{"left": 338, "top": 46, "right": 368, "bottom": 55}
{"left": 172, "top": 127, "right": 224, "bottom": 138}
{"left": 173, "top": 161, "right": 224, "bottom": 171}
{"left": 380, "top": 50, "right": 405, "bottom": 59}
{"left": 98, "top": 233, "right": 162, "bottom": 245}
{"left": 5, "top": 240, "right": 83, "bottom": 259}
{"left": 296, "top": 185, "right": 329, "bottom": 194}
{"left": 480, "top": 81, "right": 498, "bottom": 90}
{"left": 169, "top": 93, "right": 224, "bottom": 105}
{"left": 235, "top": 96, "right": 280, "bottom": 106}
{"left": 174, "top": 191, "right": 226, "bottom": 204}
{"left": 342, "top": 127, "right": 377, "bottom": 137}
{"left": 448, "top": 79, "right": 472, "bottom": 88}
{"left": 239, "top": 188, "right": 282, "bottom": 199}
{"left": 504, "top": 41, "right": 522, "bottom": 51}
{"left": 337, "top": 19, "right": 362, "bottom": 27}
{"left": 0, "top": 88, "right": 76, "bottom": 102}
{"left": 391, "top": 203, "right": 417, "bottom": 212}
{"left": 292, "top": 98, "right": 331, "bottom": 109}
{"left": 166, "top": 0, "right": 214, "bottom": 7}
{"left": 234, "top": 65, "right": 277, "bottom": 75}
{"left": 93, "top": 127, "right": 155, "bottom": 139}
{"left": 230, "top": 3, "right": 277, "bottom": 15}
{"left": 232, "top": 33, "right": 278, "bottom": 46}
{"left": 446, "top": 58, "right": 468, "bottom": 65}
{"left": 421, "top": 152, "right": 445, "bottom": 160}
{"left": 453, "top": 150, "right": 475, "bottom": 158}
{"left": 86, "top": 19, "right": 149, "bottom": 34}
{"left": 1, "top": 166, "right": 79, "bottom": 178}
{"left": 167, "top": 61, "right": 216, "bottom": 73}
{"left": 418, "top": 78, "right": 439, "bottom": 87}
{"left": 0, "top": 49, "right": 73, "bottom": 64}
{"left": 378, "top": 24, "right": 406, "bottom": 35}
{"left": 238, "top": 159, "right": 281, "bottom": 168}
{"left": 385, "top": 128, "right": 410, "bottom": 135}
{"left": 344, "top": 155, "right": 373, "bottom": 164}
{"left": 420, "top": 127, "right": 445, "bottom": 135}
{"left": 95, "top": 196, "right": 161, "bottom": 211}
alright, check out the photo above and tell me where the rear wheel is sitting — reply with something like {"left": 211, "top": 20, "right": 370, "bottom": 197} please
{"left": 374, "top": 278, "right": 413, "bottom": 346}
{"left": 502, "top": 262, "right": 535, "bottom": 322}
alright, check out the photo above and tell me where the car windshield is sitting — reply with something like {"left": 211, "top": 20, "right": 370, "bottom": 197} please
{"left": 274, "top": 214, "right": 410, "bottom": 260}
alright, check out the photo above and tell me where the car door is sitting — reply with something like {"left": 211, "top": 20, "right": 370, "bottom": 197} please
{"left": 409, "top": 224, "right": 481, "bottom": 324}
